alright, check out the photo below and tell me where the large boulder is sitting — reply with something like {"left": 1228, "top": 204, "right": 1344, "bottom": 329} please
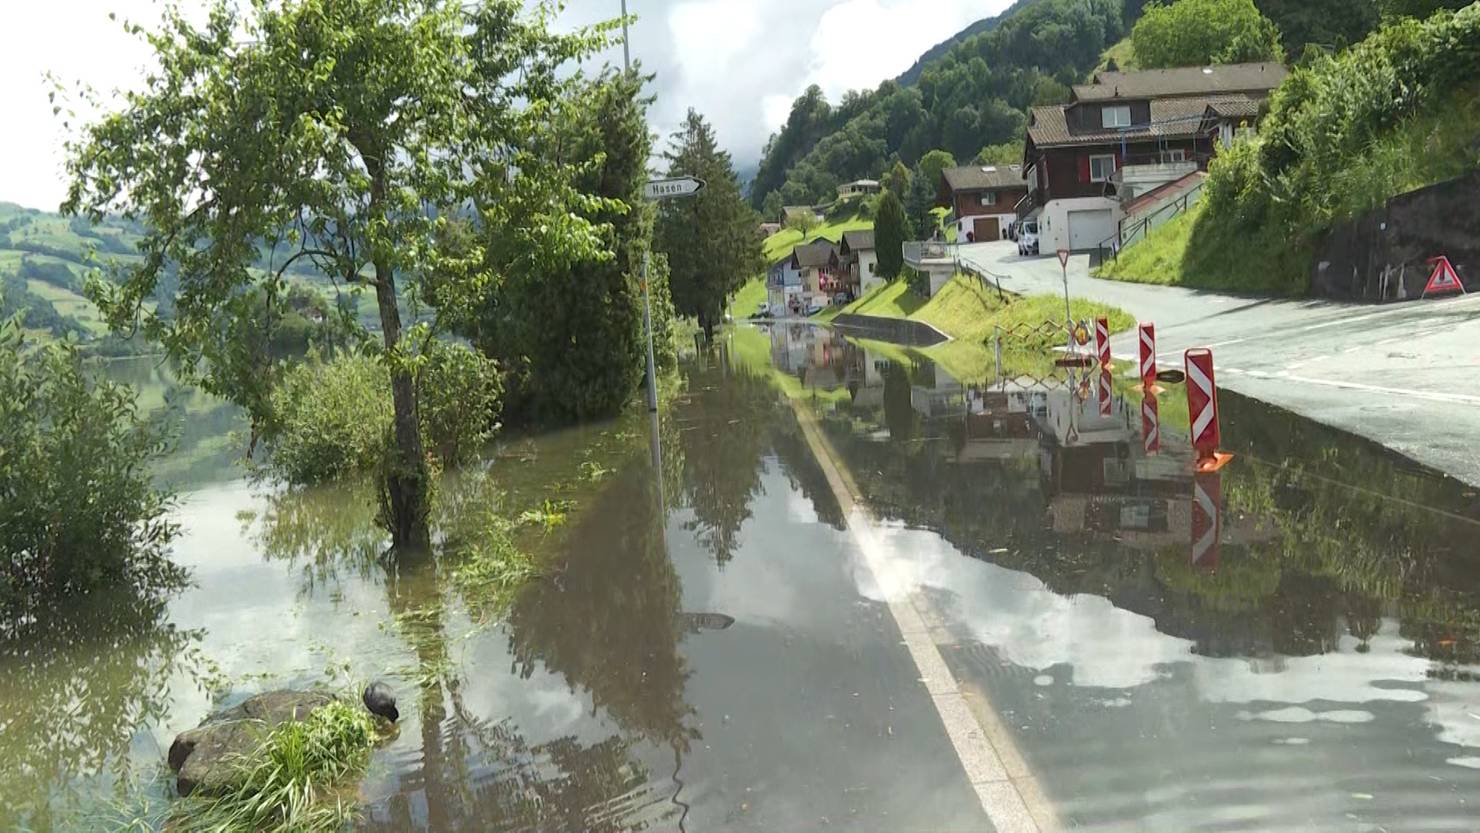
{"left": 168, "top": 690, "right": 336, "bottom": 797}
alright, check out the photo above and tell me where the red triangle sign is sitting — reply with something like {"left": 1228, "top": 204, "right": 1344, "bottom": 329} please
{"left": 1423, "top": 255, "right": 1466, "bottom": 298}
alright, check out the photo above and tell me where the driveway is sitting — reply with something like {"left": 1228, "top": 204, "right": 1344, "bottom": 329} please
{"left": 958, "top": 241, "right": 1480, "bottom": 488}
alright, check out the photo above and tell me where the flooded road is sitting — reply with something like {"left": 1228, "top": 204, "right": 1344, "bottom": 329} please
{"left": 5, "top": 330, "right": 1480, "bottom": 831}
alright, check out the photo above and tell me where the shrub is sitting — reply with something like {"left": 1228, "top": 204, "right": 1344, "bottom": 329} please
{"left": 0, "top": 318, "right": 180, "bottom": 620}
{"left": 168, "top": 699, "right": 377, "bottom": 833}
{"left": 264, "top": 342, "right": 501, "bottom": 485}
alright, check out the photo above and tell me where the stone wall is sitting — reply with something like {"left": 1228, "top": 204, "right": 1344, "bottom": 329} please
{"left": 829, "top": 313, "right": 950, "bottom": 346}
{"left": 1311, "top": 172, "right": 1480, "bottom": 302}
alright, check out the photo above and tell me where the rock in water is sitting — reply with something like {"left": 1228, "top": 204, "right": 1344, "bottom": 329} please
{"left": 362, "top": 681, "right": 399, "bottom": 723}
{"left": 168, "top": 690, "right": 335, "bottom": 796}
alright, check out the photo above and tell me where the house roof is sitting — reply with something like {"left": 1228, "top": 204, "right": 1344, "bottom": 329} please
{"left": 840, "top": 229, "right": 875, "bottom": 253}
{"left": 840, "top": 179, "right": 880, "bottom": 188}
{"left": 1073, "top": 62, "right": 1287, "bottom": 102}
{"left": 792, "top": 240, "right": 838, "bottom": 268}
{"left": 941, "top": 165, "right": 1027, "bottom": 192}
{"left": 1027, "top": 95, "right": 1260, "bottom": 148}
{"left": 1205, "top": 97, "right": 1263, "bottom": 119}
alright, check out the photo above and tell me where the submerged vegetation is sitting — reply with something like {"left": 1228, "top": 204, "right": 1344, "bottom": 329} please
{"left": 0, "top": 317, "right": 181, "bottom": 621}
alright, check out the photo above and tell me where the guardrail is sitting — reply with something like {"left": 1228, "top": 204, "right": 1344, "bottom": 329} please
{"left": 1096, "top": 178, "right": 1207, "bottom": 263}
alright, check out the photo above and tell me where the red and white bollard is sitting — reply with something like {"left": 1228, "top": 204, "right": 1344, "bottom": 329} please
{"left": 1095, "top": 317, "right": 1111, "bottom": 368}
{"left": 1185, "top": 348, "right": 1233, "bottom": 472}
{"left": 1141, "top": 393, "right": 1160, "bottom": 455}
{"left": 1098, "top": 370, "right": 1113, "bottom": 417}
{"left": 1139, "top": 324, "right": 1157, "bottom": 387}
{"left": 1191, "top": 472, "right": 1221, "bottom": 571}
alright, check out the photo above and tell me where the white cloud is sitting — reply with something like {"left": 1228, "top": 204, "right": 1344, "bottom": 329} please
{"left": 2, "top": 0, "right": 1014, "bottom": 209}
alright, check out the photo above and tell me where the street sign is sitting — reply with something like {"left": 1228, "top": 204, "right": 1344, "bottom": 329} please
{"left": 1423, "top": 255, "right": 1466, "bottom": 297}
{"left": 643, "top": 177, "right": 706, "bottom": 201}
{"left": 1057, "top": 249, "right": 1070, "bottom": 270}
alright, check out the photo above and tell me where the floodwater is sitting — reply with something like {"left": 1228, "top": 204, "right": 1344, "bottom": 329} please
{"left": 5, "top": 329, "right": 1480, "bottom": 832}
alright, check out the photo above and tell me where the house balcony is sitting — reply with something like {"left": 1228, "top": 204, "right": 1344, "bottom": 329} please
{"left": 1112, "top": 157, "right": 1202, "bottom": 202}
{"left": 903, "top": 241, "right": 953, "bottom": 270}
{"left": 1015, "top": 187, "right": 1045, "bottom": 220}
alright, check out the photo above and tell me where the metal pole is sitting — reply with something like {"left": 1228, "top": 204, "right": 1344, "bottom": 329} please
{"left": 1062, "top": 260, "right": 1073, "bottom": 354}
{"left": 620, "top": 0, "right": 631, "bottom": 71}
{"left": 624, "top": 1, "right": 659, "bottom": 414}
{"left": 642, "top": 249, "right": 658, "bottom": 412}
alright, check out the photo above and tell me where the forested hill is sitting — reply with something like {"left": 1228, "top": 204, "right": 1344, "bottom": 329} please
{"left": 750, "top": 0, "right": 1138, "bottom": 212}
{"left": 893, "top": 0, "right": 1040, "bottom": 87}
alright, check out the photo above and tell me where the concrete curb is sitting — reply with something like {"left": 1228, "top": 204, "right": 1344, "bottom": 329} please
{"left": 829, "top": 313, "right": 951, "bottom": 347}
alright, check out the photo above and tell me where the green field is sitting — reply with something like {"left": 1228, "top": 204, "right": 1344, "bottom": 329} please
{"left": 762, "top": 217, "right": 874, "bottom": 264}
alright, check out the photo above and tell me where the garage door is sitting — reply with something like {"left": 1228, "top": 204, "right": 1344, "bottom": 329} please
{"left": 972, "top": 216, "right": 1000, "bottom": 242}
{"left": 1068, "top": 209, "right": 1115, "bottom": 251}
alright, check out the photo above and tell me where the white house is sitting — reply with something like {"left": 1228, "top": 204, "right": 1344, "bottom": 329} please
{"left": 838, "top": 229, "right": 881, "bottom": 296}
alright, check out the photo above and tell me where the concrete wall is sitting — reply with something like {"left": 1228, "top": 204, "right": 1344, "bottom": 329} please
{"left": 830, "top": 313, "right": 950, "bottom": 347}
{"left": 1311, "top": 172, "right": 1480, "bottom": 302}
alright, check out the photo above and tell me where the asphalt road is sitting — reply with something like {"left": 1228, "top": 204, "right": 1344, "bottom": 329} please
{"left": 957, "top": 240, "right": 1480, "bottom": 488}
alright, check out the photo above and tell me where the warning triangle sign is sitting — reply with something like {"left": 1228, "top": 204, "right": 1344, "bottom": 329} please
{"left": 1423, "top": 255, "right": 1466, "bottom": 298}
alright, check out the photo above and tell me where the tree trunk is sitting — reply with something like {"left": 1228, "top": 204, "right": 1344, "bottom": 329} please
{"left": 374, "top": 258, "right": 431, "bottom": 551}
{"left": 700, "top": 313, "right": 715, "bottom": 344}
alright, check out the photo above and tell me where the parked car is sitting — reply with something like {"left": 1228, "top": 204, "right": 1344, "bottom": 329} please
{"left": 1017, "top": 221, "right": 1040, "bottom": 257}
{"left": 805, "top": 303, "right": 825, "bottom": 316}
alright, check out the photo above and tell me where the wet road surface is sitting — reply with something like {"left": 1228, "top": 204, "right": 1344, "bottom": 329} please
{"left": 957, "top": 240, "right": 1480, "bottom": 489}
{"left": 7, "top": 329, "right": 1480, "bottom": 832}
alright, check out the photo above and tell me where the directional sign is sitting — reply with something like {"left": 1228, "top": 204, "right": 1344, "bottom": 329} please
{"left": 643, "top": 177, "right": 706, "bottom": 201}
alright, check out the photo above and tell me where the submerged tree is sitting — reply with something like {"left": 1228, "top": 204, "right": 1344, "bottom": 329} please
{"left": 655, "top": 110, "right": 764, "bottom": 342}
{"left": 62, "top": 0, "right": 617, "bottom": 547}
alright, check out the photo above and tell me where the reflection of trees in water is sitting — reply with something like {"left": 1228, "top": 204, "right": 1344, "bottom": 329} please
{"left": 676, "top": 361, "right": 777, "bottom": 567}
{"left": 248, "top": 445, "right": 680, "bottom": 832}
{"left": 0, "top": 591, "right": 205, "bottom": 829}
{"left": 505, "top": 460, "right": 696, "bottom": 752}
{"left": 881, "top": 362, "right": 919, "bottom": 443}
{"left": 770, "top": 417, "right": 845, "bottom": 530}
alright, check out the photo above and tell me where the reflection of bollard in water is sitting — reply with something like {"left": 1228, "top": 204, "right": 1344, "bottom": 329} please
{"left": 1191, "top": 472, "right": 1221, "bottom": 571}
{"left": 1141, "top": 394, "right": 1160, "bottom": 455}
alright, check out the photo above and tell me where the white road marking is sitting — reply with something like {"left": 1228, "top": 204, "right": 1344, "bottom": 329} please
{"left": 790, "top": 400, "right": 1055, "bottom": 833}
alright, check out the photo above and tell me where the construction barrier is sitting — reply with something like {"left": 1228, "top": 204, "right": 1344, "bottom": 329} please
{"left": 1191, "top": 472, "right": 1221, "bottom": 571}
{"left": 1098, "top": 371, "right": 1113, "bottom": 417}
{"left": 1139, "top": 324, "right": 1157, "bottom": 386}
{"left": 1185, "top": 348, "right": 1231, "bottom": 471}
{"left": 1141, "top": 394, "right": 1160, "bottom": 455}
{"left": 1095, "top": 317, "right": 1111, "bottom": 367}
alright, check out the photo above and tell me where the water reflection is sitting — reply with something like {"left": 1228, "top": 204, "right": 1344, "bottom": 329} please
{"left": 761, "top": 321, "right": 1480, "bottom": 830}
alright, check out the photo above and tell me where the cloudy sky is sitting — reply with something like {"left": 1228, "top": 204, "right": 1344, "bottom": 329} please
{"left": 0, "top": 0, "right": 1010, "bottom": 211}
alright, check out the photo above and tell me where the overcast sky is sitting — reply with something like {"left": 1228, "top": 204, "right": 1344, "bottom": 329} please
{"left": 0, "top": 0, "right": 1010, "bottom": 211}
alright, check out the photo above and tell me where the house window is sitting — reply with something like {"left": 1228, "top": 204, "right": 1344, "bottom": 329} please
{"left": 979, "top": 192, "right": 998, "bottom": 207}
{"left": 1165, "top": 149, "right": 1187, "bottom": 163}
{"left": 1089, "top": 154, "right": 1117, "bottom": 182}
{"left": 1101, "top": 105, "right": 1132, "bottom": 129}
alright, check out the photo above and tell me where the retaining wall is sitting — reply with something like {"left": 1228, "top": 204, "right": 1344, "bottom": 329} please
{"left": 1311, "top": 172, "right": 1480, "bottom": 301}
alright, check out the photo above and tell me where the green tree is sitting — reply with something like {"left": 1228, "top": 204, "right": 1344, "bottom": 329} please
{"left": 655, "top": 110, "right": 764, "bottom": 342}
{"left": 1133, "top": 0, "right": 1284, "bottom": 68}
{"left": 916, "top": 149, "right": 959, "bottom": 192}
{"left": 786, "top": 208, "right": 822, "bottom": 239}
{"left": 874, "top": 189, "right": 912, "bottom": 280}
{"left": 761, "top": 190, "right": 785, "bottom": 222}
{"left": 459, "top": 69, "right": 658, "bottom": 425}
{"left": 63, "top": 0, "right": 614, "bottom": 548}
{"left": 1254, "top": 0, "right": 1380, "bottom": 55}
{"left": 975, "top": 141, "right": 1025, "bottom": 167}
{"left": 882, "top": 160, "right": 912, "bottom": 197}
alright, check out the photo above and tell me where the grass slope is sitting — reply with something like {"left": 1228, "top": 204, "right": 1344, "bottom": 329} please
{"left": 762, "top": 216, "right": 874, "bottom": 264}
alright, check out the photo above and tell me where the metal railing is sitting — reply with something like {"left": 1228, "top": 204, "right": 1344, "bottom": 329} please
{"left": 903, "top": 241, "right": 952, "bottom": 264}
{"left": 1096, "top": 178, "right": 1207, "bottom": 262}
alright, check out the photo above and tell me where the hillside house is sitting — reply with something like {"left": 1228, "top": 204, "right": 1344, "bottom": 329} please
{"left": 765, "top": 253, "right": 803, "bottom": 317}
{"left": 938, "top": 165, "right": 1029, "bottom": 242}
{"left": 791, "top": 240, "right": 842, "bottom": 312}
{"left": 837, "top": 179, "right": 882, "bottom": 199}
{"left": 838, "top": 229, "right": 880, "bottom": 296}
{"left": 1021, "top": 62, "right": 1287, "bottom": 253}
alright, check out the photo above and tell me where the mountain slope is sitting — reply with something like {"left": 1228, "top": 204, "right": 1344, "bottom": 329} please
{"left": 894, "top": 0, "right": 1041, "bottom": 86}
{"left": 753, "top": 0, "right": 1132, "bottom": 212}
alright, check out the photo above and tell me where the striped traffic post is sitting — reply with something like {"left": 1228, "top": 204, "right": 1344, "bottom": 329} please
{"left": 1191, "top": 472, "right": 1222, "bottom": 571}
{"left": 1098, "top": 371, "right": 1113, "bottom": 417}
{"left": 1139, "top": 324, "right": 1157, "bottom": 386}
{"left": 1141, "top": 393, "right": 1160, "bottom": 455}
{"left": 1185, "top": 348, "right": 1233, "bottom": 472}
{"left": 1095, "top": 317, "right": 1111, "bottom": 368}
